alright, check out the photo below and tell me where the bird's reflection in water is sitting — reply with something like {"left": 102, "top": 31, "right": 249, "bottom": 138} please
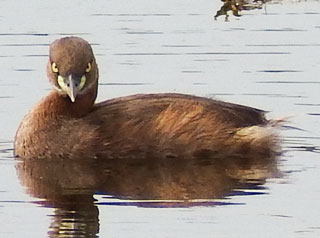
{"left": 16, "top": 151, "right": 280, "bottom": 237}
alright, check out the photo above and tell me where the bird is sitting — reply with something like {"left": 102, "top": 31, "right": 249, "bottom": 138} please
{"left": 14, "top": 36, "right": 278, "bottom": 160}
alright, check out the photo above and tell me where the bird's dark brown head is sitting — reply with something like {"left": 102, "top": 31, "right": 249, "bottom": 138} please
{"left": 47, "top": 37, "right": 99, "bottom": 103}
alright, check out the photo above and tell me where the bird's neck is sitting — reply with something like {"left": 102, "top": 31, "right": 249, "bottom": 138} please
{"left": 40, "top": 86, "right": 97, "bottom": 118}
{"left": 14, "top": 86, "right": 97, "bottom": 159}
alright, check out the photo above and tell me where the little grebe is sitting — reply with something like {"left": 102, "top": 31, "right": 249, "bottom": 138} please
{"left": 14, "top": 37, "right": 277, "bottom": 160}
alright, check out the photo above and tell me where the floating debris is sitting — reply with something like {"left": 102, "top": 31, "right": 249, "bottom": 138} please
{"left": 214, "top": 0, "right": 269, "bottom": 21}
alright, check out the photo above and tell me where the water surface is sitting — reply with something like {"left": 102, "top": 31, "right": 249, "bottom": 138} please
{"left": 1, "top": 0, "right": 320, "bottom": 237}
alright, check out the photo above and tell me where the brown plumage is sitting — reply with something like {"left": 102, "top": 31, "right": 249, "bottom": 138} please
{"left": 14, "top": 37, "right": 277, "bottom": 160}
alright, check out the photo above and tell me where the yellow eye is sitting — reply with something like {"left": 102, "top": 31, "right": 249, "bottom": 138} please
{"left": 51, "top": 62, "right": 59, "bottom": 73}
{"left": 85, "top": 62, "right": 91, "bottom": 73}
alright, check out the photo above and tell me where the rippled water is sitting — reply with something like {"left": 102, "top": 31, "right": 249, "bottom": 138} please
{"left": 1, "top": 0, "right": 320, "bottom": 237}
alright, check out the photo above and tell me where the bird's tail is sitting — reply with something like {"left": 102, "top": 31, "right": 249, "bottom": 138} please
{"left": 234, "top": 124, "right": 281, "bottom": 157}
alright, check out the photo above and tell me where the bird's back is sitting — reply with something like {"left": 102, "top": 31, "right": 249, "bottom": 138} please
{"left": 84, "top": 93, "right": 271, "bottom": 159}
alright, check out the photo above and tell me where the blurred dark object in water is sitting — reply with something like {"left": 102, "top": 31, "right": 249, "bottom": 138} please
{"left": 214, "top": 0, "right": 242, "bottom": 21}
{"left": 16, "top": 154, "right": 279, "bottom": 203}
{"left": 16, "top": 149, "right": 280, "bottom": 237}
{"left": 214, "top": 0, "right": 269, "bottom": 21}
